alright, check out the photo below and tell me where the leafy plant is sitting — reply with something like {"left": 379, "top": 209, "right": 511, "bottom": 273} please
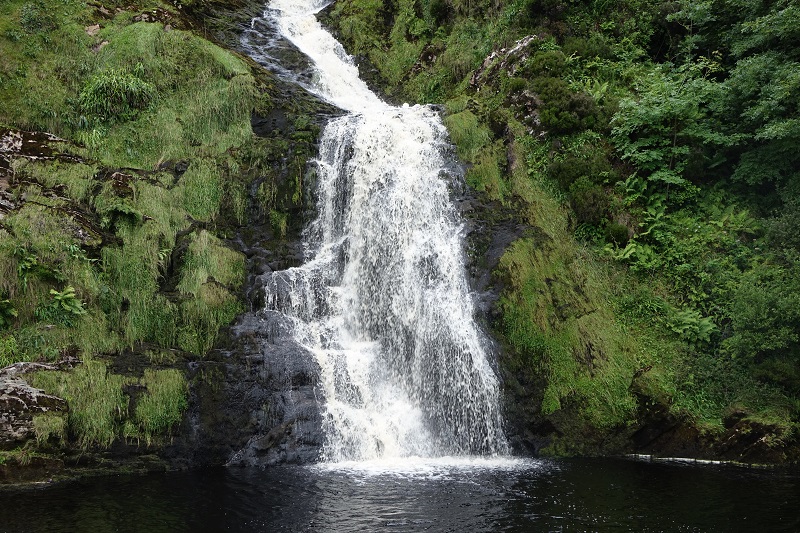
{"left": 50, "top": 286, "right": 86, "bottom": 316}
{"left": 667, "top": 307, "right": 716, "bottom": 345}
{"left": 611, "top": 59, "right": 729, "bottom": 187}
{"left": 0, "top": 299, "right": 18, "bottom": 329}
{"left": 14, "top": 247, "right": 42, "bottom": 291}
{"left": 35, "top": 286, "right": 86, "bottom": 326}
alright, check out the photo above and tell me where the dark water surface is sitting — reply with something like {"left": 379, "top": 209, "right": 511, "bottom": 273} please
{"left": 2, "top": 457, "right": 798, "bottom": 532}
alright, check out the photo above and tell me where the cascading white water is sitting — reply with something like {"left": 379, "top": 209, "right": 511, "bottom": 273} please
{"left": 263, "top": 0, "right": 508, "bottom": 461}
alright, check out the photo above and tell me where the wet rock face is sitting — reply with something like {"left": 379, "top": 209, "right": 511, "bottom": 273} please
{"left": 225, "top": 311, "right": 323, "bottom": 466}
{"left": 181, "top": 312, "right": 323, "bottom": 467}
{"left": 0, "top": 363, "right": 67, "bottom": 449}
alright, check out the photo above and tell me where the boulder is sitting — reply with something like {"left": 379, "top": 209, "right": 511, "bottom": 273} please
{"left": 0, "top": 363, "right": 68, "bottom": 449}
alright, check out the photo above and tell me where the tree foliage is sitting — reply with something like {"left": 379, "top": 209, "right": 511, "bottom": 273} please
{"left": 611, "top": 59, "right": 730, "bottom": 187}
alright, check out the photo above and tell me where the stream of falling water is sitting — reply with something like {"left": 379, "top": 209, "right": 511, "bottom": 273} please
{"left": 261, "top": 0, "right": 509, "bottom": 462}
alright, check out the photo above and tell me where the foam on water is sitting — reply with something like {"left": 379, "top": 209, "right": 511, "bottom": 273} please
{"left": 312, "top": 456, "right": 541, "bottom": 480}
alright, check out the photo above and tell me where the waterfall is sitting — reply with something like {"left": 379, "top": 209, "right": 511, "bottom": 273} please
{"left": 261, "top": 0, "right": 508, "bottom": 461}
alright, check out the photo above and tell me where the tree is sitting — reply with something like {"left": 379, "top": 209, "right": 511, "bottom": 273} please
{"left": 611, "top": 59, "right": 729, "bottom": 188}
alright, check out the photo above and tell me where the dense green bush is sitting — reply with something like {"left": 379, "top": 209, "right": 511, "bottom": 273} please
{"left": 724, "top": 263, "right": 800, "bottom": 392}
{"left": 522, "top": 50, "right": 567, "bottom": 78}
{"left": 548, "top": 151, "right": 612, "bottom": 190}
{"left": 562, "top": 34, "right": 613, "bottom": 60}
{"left": 604, "top": 221, "right": 630, "bottom": 246}
{"left": 531, "top": 77, "right": 599, "bottom": 133}
{"left": 569, "top": 176, "right": 609, "bottom": 225}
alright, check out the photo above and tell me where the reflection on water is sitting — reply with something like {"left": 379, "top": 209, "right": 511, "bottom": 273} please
{"left": 1, "top": 458, "right": 799, "bottom": 532}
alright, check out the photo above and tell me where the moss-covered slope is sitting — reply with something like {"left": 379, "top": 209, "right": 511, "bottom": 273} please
{"left": 0, "top": 0, "right": 325, "bottom": 480}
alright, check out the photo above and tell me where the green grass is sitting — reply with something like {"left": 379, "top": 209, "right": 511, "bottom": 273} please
{"left": 465, "top": 141, "right": 509, "bottom": 202}
{"left": 0, "top": 0, "right": 92, "bottom": 134}
{"left": 443, "top": 110, "right": 492, "bottom": 162}
{"left": 177, "top": 230, "right": 244, "bottom": 296}
{"left": 0, "top": 231, "right": 19, "bottom": 298}
{"left": 498, "top": 236, "right": 641, "bottom": 431}
{"left": 180, "top": 160, "right": 223, "bottom": 222}
{"left": 84, "top": 22, "right": 256, "bottom": 168}
{"left": 269, "top": 210, "right": 288, "bottom": 239}
{"left": 30, "top": 359, "right": 129, "bottom": 449}
{"left": 178, "top": 283, "right": 242, "bottom": 354}
{"left": 0, "top": 0, "right": 339, "bottom": 469}
{"left": 0, "top": 334, "right": 20, "bottom": 367}
{"left": 21, "top": 160, "right": 98, "bottom": 204}
{"left": 130, "top": 368, "right": 187, "bottom": 445}
{"left": 31, "top": 361, "right": 190, "bottom": 448}
{"left": 0, "top": 0, "right": 267, "bottom": 456}
{"left": 33, "top": 413, "right": 67, "bottom": 445}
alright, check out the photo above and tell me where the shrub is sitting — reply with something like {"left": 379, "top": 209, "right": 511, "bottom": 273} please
{"left": 425, "top": 0, "right": 450, "bottom": 25}
{"left": 724, "top": 264, "right": 800, "bottom": 391}
{"left": 548, "top": 151, "right": 612, "bottom": 190}
{"left": 522, "top": 50, "right": 567, "bottom": 78}
{"left": 604, "top": 221, "right": 630, "bottom": 246}
{"left": 530, "top": 77, "right": 601, "bottom": 134}
{"left": 504, "top": 76, "right": 528, "bottom": 94}
{"left": 531, "top": 78, "right": 576, "bottom": 133}
{"left": 569, "top": 176, "right": 609, "bottom": 225}
{"left": 562, "top": 34, "right": 613, "bottom": 59}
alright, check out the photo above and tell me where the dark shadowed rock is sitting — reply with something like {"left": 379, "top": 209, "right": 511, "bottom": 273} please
{"left": 176, "top": 311, "right": 323, "bottom": 467}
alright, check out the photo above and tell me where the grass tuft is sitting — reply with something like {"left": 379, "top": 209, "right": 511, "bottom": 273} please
{"left": 32, "top": 413, "right": 66, "bottom": 445}
{"left": 30, "top": 359, "right": 128, "bottom": 449}
{"left": 132, "top": 368, "right": 188, "bottom": 445}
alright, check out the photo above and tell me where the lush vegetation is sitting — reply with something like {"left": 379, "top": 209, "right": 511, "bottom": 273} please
{"left": 0, "top": 0, "right": 313, "bottom": 453}
{"left": 2, "top": 0, "right": 797, "bottom": 464}
{"left": 326, "top": 0, "right": 800, "bottom": 456}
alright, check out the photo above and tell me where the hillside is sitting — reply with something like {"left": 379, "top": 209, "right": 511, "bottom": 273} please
{"left": 322, "top": 0, "right": 800, "bottom": 460}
